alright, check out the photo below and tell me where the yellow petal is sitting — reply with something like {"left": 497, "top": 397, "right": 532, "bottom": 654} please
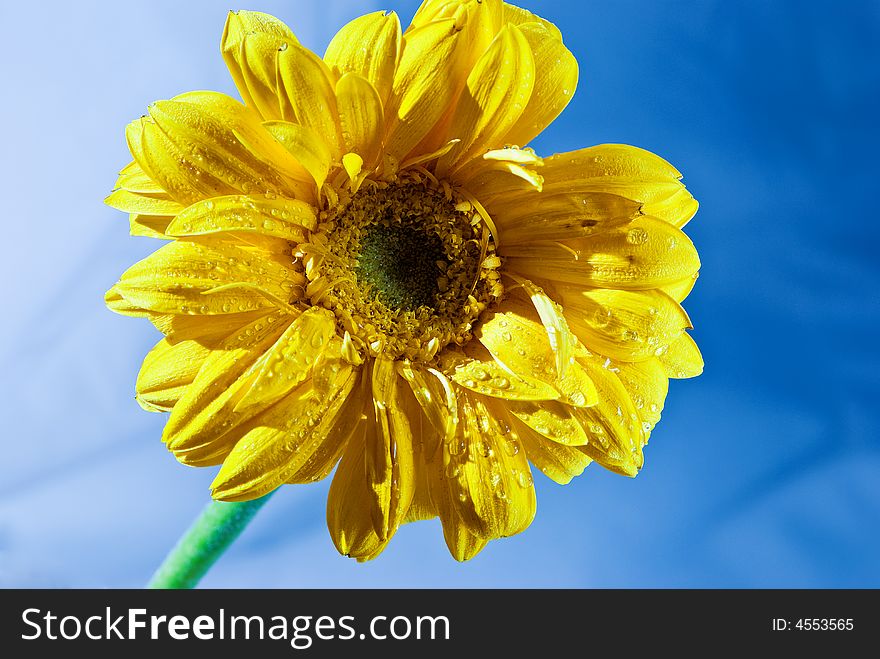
{"left": 324, "top": 10, "right": 401, "bottom": 106}
{"left": 557, "top": 286, "right": 691, "bottom": 361}
{"left": 438, "top": 392, "right": 536, "bottom": 539}
{"left": 574, "top": 357, "right": 645, "bottom": 476}
{"left": 513, "top": 277, "right": 574, "bottom": 377}
{"left": 129, "top": 117, "right": 226, "bottom": 204}
{"left": 384, "top": 18, "right": 465, "bottom": 163}
{"left": 437, "top": 342, "right": 560, "bottom": 401}
{"left": 660, "top": 272, "right": 700, "bottom": 303}
{"left": 489, "top": 191, "right": 639, "bottom": 245}
{"left": 439, "top": 509, "right": 488, "bottom": 561}
{"left": 105, "top": 189, "right": 184, "bottom": 216}
{"left": 221, "top": 10, "right": 298, "bottom": 119}
{"left": 109, "top": 239, "right": 296, "bottom": 316}
{"left": 327, "top": 424, "right": 390, "bottom": 560}
{"left": 210, "top": 361, "right": 359, "bottom": 501}
{"left": 166, "top": 195, "right": 315, "bottom": 242}
{"left": 615, "top": 358, "right": 668, "bottom": 442}
{"left": 452, "top": 155, "right": 544, "bottom": 197}
{"left": 405, "top": 421, "right": 441, "bottom": 523}
{"left": 502, "top": 2, "right": 563, "bottom": 41}
{"left": 162, "top": 312, "right": 293, "bottom": 456}
{"left": 539, "top": 144, "right": 698, "bottom": 228}
{"left": 148, "top": 99, "right": 275, "bottom": 194}
{"left": 262, "top": 120, "right": 333, "bottom": 189}
{"left": 398, "top": 363, "right": 459, "bottom": 441}
{"left": 435, "top": 24, "right": 535, "bottom": 175}
{"left": 502, "top": 216, "right": 700, "bottom": 289}
{"left": 135, "top": 336, "right": 211, "bottom": 412}
{"left": 277, "top": 42, "right": 342, "bottom": 155}
{"left": 115, "top": 161, "right": 166, "bottom": 195}
{"left": 366, "top": 358, "right": 417, "bottom": 540}
{"left": 152, "top": 310, "right": 272, "bottom": 343}
{"left": 221, "top": 11, "right": 299, "bottom": 120}
{"left": 286, "top": 362, "right": 366, "bottom": 485}
{"left": 514, "top": 414, "right": 592, "bottom": 485}
{"left": 502, "top": 21, "right": 577, "bottom": 147}
{"left": 657, "top": 331, "right": 704, "bottom": 378}
{"left": 149, "top": 93, "right": 314, "bottom": 199}
{"left": 234, "top": 307, "right": 337, "bottom": 412}
{"left": 505, "top": 398, "right": 589, "bottom": 446}
{"left": 335, "top": 73, "right": 385, "bottom": 168}
{"left": 475, "top": 297, "right": 594, "bottom": 405}
{"left": 130, "top": 214, "right": 173, "bottom": 239}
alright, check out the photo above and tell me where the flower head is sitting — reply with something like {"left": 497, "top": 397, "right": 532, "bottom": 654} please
{"left": 106, "top": 0, "right": 702, "bottom": 561}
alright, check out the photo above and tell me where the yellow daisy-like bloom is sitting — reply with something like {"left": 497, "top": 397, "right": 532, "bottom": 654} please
{"left": 106, "top": 0, "right": 703, "bottom": 561}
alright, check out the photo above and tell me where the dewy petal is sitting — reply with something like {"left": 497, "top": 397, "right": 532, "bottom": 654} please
{"left": 513, "top": 413, "right": 592, "bottom": 485}
{"left": 233, "top": 307, "right": 337, "bottom": 413}
{"left": 327, "top": 421, "right": 390, "bottom": 560}
{"left": 504, "top": 398, "right": 589, "bottom": 446}
{"left": 221, "top": 11, "right": 299, "bottom": 120}
{"left": 107, "top": 239, "right": 296, "bottom": 317}
{"left": 262, "top": 120, "right": 332, "bottom": 190}
{"left": 162, "top": 312, "right": 294, "bottom": 460}
{"left": 166, "top": 194, "right": 316, "bottom": 242}
{"left": 502, "top": 21, "right": 578, "bottom": 147}
{"left": 513, "top": 277, "right": 574, "bottom": 378}
{"left": 334, "top": 73, "right": 385, "bottom": 169}
{"left": 105, "top": 189, "right": 185, "bottom": 216}
{"left": 439, "top": 507, "right": 489, "bottom": 562}
{"left": 277, "top": 41, "right": 343, "bottom": 157}
{"left": 398, "top": 363, "right": 459, "bottom": 442}
{"left": 366, "top": 358, "right": 417, "bottom": 541}
{"left": 384, "top": 18, "right": 466, "bottom": 163}
{"left": 501, "top": 2, "right": 563, "bottom": 40}
{"left": 502, "top": 216, "right": 701, "bottom": 290}
{"left": 615, "top": 358, "right": 668, "bottom": 443}
{"left": 438, "top": 392, "right": 536, "bottom": 540}
{"left": 556, "top": 286, "right": 692, "bottom": 361}
{"left": 115, "top": 161, "right": 165, "bottom": 194}
{"left": 573, "top": 356, "right": 645, "bottom": 476}
{"left": 135, "top": 336, "right": 212, "bottom": 412}
{"left": 475, "top": 296, "right": 595, "bottom": 406}
{"left": 453, "top": 155, "right": 544, "bottom": 197}
{"left": 656, "top": 331, "right": 704, "bottom": 379}
{"left": 324, "top": 10, "right": 401, "bottom": 106}
{"left": 435, "top": 25, "right": 535, "bottom": 175}
{"left": 404, "top": 419, "right": 441, "bottom": 524}
{"left": 126, "top": 92, "right": 315, "bottom": 205}
{"left": 210, "top": 360, "right": 359, "bottom": 501}
{"left": 130, "top": 215, "right": 173, "bottom": 239}
{"left": 437, "top": 341, "right": 560, "bottom": 402}
{"left": 490, "top": 191, "right": 639, "bottom": 245}
{"left": 538, "top": 144, "right": 698, "bottom": 228}
{"left": 660, "top": 272, "right": 700, "bottom": 303}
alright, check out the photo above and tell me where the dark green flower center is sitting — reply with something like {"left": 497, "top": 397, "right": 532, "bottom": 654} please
{"left": 355, "top": 224, "right": 446, "bottom": 311}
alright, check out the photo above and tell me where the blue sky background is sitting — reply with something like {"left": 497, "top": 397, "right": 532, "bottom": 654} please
{"left": 1, "top": 0, "right": 878, "bottom": 588}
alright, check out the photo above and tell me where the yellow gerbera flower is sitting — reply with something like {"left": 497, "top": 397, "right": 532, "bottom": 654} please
{"left": 106, "top": 0, "right": 702, "bottom": 561}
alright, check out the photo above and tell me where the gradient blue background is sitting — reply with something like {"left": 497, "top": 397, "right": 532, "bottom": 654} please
{"left": 1, "top": 0, "right": 878, "bottom": 587}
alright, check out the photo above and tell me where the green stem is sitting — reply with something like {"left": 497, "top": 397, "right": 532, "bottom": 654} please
{"left": 147, "top": 493, "right": 274, "bottom": 589}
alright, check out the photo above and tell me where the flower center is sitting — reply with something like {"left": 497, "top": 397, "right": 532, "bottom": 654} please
{"left": 297, "top": 174, "right": 503, "bottom": 362}
{"left": 354, "top": 224, "right": 445, "bottom": 311}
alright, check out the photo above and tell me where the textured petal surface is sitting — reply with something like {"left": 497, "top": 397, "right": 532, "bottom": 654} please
{"left": 107, "top": 239, "right": 296, "bottom": 316}
{"left": 324, "top": 10, "right": 401, "bottom": 105}
{"left": 384, "top": 19, "right": 465, "bottom": 162}
{"left": 435, "top": 24, "right": 535, "bottom": 174}
{"left": 502, "top": 216, "right": 701, "bottom": 289}
{"left": 503, "top": 21, "right": 578, "bottom": 147}
{"left": 221, "top": 11, "right": 299, "bottom": 120}
{"left": 210, "top": 359, "right": 359, "bottom": 501}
